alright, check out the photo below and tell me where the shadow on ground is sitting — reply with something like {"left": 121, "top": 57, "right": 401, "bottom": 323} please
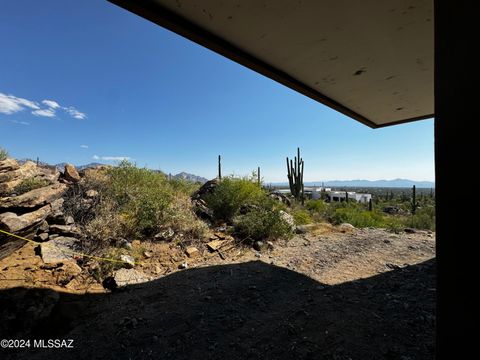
{"left": 0, "top": 259, "right": 435, "bottom": 360}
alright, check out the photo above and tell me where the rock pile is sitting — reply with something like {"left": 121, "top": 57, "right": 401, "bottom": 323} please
{"left": 0, "top": 158, "right": 83, "bottom": 261}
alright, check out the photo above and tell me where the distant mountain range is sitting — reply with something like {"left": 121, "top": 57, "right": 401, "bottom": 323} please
{"left": 53, "top": 162, "right": 209, "bottom": 183}
{"left": 271, "top": 178, "right": 435, "bottom": 188}
{"left": 55, "top": 162, "right": 105, "bottom": 171}
{"left": 172, "top": 172, "right": 208, "bottom": 183}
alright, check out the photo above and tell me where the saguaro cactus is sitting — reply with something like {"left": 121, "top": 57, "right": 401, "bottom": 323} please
{"left": 286, "top": 147, "right": 304, "bottom": 202}
{"left": 411, "top": 185, "right": 419, "bottom": 215}
{"left": 257, "top": 166, "right": 261, "bottom": 186}
{"left": 218, "top": 155, "right": 222, "bottom": 180}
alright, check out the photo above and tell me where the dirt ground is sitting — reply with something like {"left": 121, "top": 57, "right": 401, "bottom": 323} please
{"left": 0, "top": 224, "right": 435, "bottom": 359}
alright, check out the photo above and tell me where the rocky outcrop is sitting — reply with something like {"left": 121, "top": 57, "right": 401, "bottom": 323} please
{"left": 63, "top": 164, "right": 81, "bottom": 183}
{"left": 0, "top": 183, "right": 66, "bottom": 209}
{"left": 0, "top": 159, "right": 80, "bottom": 260}
{"left": 0, "top": 159, "right": 59, "bottom": 196}
{"left": 0, "top": 205, "right": 52, "bottom": 233}
{"left": 191, "top": 178, "right": 219, "bottom": 200}
{"left": 191, "top": 178, "right": 219, "bottom": 221}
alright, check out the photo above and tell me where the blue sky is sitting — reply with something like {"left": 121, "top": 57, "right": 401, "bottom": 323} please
{"left": 0, "top": 0, "right": 434, "bottom": 182}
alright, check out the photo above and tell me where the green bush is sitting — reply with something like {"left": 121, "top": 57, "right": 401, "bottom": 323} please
{"left": 292, "top": 209, "right": 312, "bottom": 225}
{"left": 406, "top": 205, "right": 435, "bottom": 231}
{"left": 233, "top": 200, "right": 294, "bottom": 241}
{"left": 13, "top": 177, "right": 50, "bottom": 195}
{"left": 82, "top": 161, "right": 206, "bottom": 240}
{"left": 0, "top": 147, "right": 8, "bottom": 161}
{"left": 331, "top": 207, "right": 386, "bottom": 228}
{"left": 204, "top": 176, "right": 266, "bottom": 222}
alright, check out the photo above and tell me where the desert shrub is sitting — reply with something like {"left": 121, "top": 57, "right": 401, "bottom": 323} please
{"left": 74, "top": 161, "right": 206, "bottom": 242}
{"left": 291, "top": 209, "right": 312, "bottom": 225}
{"left": 168, "top": 178, "right": 201, "bottom": 196}
{"left": 0, "top": 147, "right": 8, "bottom": 161}
{"left": 204, "top": 176, "right": 266, "bottom": 222}
{"left": 233, "top": 200, "right": 294, "bottom": 241}
{"left": 13, "top": 177, "right": 50, "bottom": 195}
{"left": 406, "top": 205, "right": 435, "bottom": 231}
{"left": 330, "top": 207, "right": 386, "bottom": 228}
{"left": 384, "top": 216, "right": 406, "bottom": 233}
{"left": 306, "top": 199, "right": 328, "bottom": 215}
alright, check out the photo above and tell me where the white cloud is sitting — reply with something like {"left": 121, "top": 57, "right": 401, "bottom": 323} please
{"left": 42, "top": 99, "right": 60, "bottom": 109}
{"left": 32, "top": 108, "right": 56, "bottom": 117}
{"left": 0, "top": 92, "right": 39, "bottom": 114}
{"left": 80, "top": 144, "right": 89, "bottom": 149}
{"left": 64, "top": 107, "right": 87, "bottom": 120}
{"left": 8, "top": 119, "right": 30, "bottom": 126}
{"left": 93, "top": 155, "right": 131, "bottom": 161}
{"left": 0, "top": 92, "right": 87, "bottom": 120}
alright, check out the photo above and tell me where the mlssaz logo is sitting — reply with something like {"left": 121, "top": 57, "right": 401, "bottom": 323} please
{"left": 33, "top": 339, "right": 74, "bottom": 348}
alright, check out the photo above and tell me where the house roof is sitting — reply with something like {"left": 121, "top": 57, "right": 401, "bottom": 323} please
{"left": 108, "top": 0, "right": 434, "bottom": 128}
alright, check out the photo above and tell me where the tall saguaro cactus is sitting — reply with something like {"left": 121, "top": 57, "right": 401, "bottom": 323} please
{"left": 218, "top": 155, "right": 222, "bottom": 180}
{"left": 286, "top": 147, "right": 304, "bottom": 203}
{"left": 411, "top": 185, "right": 419, "bottom": 215}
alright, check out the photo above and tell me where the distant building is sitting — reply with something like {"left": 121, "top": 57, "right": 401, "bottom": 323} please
{"left": 327, "top": 191, "right": 372, "bottom": 203}
{"left": 311, "top": 187, "right": 331, "bottom": 200}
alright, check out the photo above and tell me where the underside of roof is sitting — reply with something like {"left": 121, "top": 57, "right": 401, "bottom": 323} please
{"left": 108, "top": 0, "right": 434, "bottom": 128}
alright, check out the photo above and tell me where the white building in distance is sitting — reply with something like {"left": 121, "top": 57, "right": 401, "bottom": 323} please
{"left": 327, "top": 191, "right": 372, "bottom": 203}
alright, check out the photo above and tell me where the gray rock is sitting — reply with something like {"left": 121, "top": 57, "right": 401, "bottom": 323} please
{"left": 40, "top": 236, "right": 79, "bottom": 264}
{"left": 404, "top": 227, "right": 417, "bottom": 234}
{"left": 154, "top": 228, "right": 174, "bottom": 241}
{"left": 338, "top": 223, "right": 356, "bottom": 232}
{"left": 120, "top": 254, "right": 135, "bottom": 268}
{"left": 65, "top": 215, "right": 74, "bottom": 225}
{"left": 253, "top": 241, "right": 266, "bottom": 251}
{"left": 38, "top": 220, "right": 49, "bottom": 232}
{"left": 111, "top": 268, "right": 151, "bottom": 287}
{"left": 295, "top": 225, "right": 308, "bottom": 234}
{"left": 279, "top": 210, "right": 295, "bottom": 229}
{"left": 48, "top": 224, "right": 81, "bottom": 237}
{"left": 36, "top": 233, "right": 49, "bottom": 242}
{"left": 118, "top": 238, "right": 132, "bottom": 250}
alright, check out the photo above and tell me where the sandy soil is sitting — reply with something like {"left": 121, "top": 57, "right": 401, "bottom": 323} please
{"left": 0, "top": 224, "right": 435, "bottom": 360}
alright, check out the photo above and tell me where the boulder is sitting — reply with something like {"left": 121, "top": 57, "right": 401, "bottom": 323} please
{"left": 338, "top": 223, "right": 356, "bottom": 232}
{"left": 0, "top": 183, "right": 67, "bottom": 209}
{"left": 269, "top": 191, "right": 292, "bottom": 207}
{"left": 40, "top": 236, "right": 79, "bottom": 264}
{"left": 63, "top": 164, "right": 80, "bottom": 183}
{"left": 48, "top": 224, "right": 81, "bottom": 237}
{"left": 110, "top": 268, "right": 151, "bottom": 287}
{"left": 191, "top": 178, "right": 219, "bottom": 200}
{"left": 120, "top": 254, "right": 135, "bottom": 268}
{"left": 36, "top": 233, "right": 49, "bottom": 242}
{"left": 207, "top": 239, "right": 226, "bottom": 251}
{"left": 253, "top": 241, "right": 267, "bottom": 251}
{"left": 192, "top": 199, "right": 214, "bottom": 221}
{"left": 0, "top": 204, "right": 52, "bottom": 233}
{"left": 279, "top": 210, "right": 295, "bottom": 230}
{"left": 185, "top": 246, "right": 200, "bottom": 258}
